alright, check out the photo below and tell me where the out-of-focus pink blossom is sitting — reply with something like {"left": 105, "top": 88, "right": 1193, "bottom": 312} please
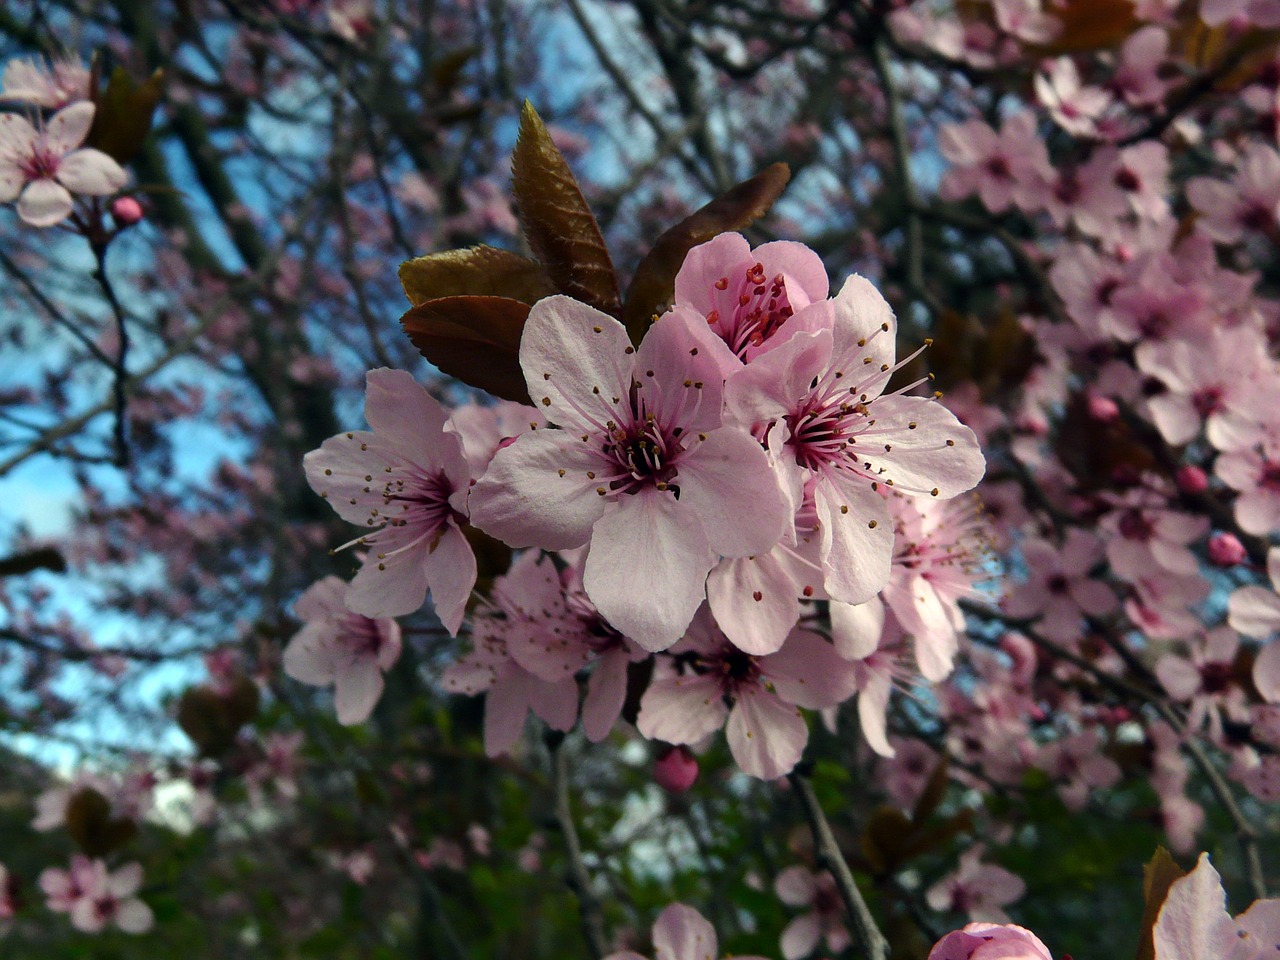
{"left": 604, "top": 903, "right": 768, "bottom": 960}
{"left": 925, "top": 847, "right": 1026, "bottom": 923}
{"left": 775, "top": 865, "right": 850, "bottom": 959}
{"left": 928, "top": 922, "right": 1053, "bottom": 960}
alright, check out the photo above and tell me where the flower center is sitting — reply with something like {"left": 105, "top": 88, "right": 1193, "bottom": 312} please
{"left": 1118, "top": 509, "right": 1154, "bottom": 542}
{"left": 706, "top": 261, "right": 797, "bottom": 359}
{"left": 19, "top": 144, "right": 60, "bottom": 182}
{"left": 602, "top": 413, "right": 684, "bottom": 496}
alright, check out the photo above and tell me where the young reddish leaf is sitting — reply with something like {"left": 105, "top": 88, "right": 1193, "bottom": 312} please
{"left": 177, "top": 675, "right": 260, "bottom": 758}
{"left": 400, "top": 295, "right": 532, "bottom": 404}
{"left": 860, "top": 805, "right": 913, "bottom": 875}
{"left": 622, "top": 163, "right": 791, "bottom": 344}
{"left": 88, "top": 66, "right": 164, "bottom": 165}
{"left": 511, "top": 101, "right": 620, "bottom": 316}
{"left": 1137, "top": 847, "right": 1187, "bottom": 960}
{"left": 398, "top": 246, "right": 554, "bottom": 306}
{"left": 1038, "top": 0, "right": 1138, "bottom": 52}
{"left": 910, "top": 755, "right": 950, "bottom": 824}
{"left": 65, "top": 787, "right": 138, "bottom": 857}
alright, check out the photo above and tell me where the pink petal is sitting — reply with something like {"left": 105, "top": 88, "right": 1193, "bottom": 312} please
{"left": 763, "top": 629, "right": 859, "bottom": 709}
{"left": 781, "top": 913, "right": 823, "bottom": 960}
{"left": 1229, "top": 586, "right": 1280, "bottom": 639}
{"left": 0, "top": 112, "right": 37, "bottom": 152}
{"left": 345, "top": 524, "right": 431, "bottom": 618}
{"left": 830, "top": 597, "right": 884, "bottom": 660}
{"left": 484, "top": 666, "right": 532, "bottom": 756}
{"left": 334, "top": 657, "right": 384, "bottom": 724}
{"left": 582, "top": 648, "right": 629, "bottom": 742}
{"left": 815, "top": 481, "right": 893, "bottom": 604}
{"left": 362, "top": 368, "right": 456, "bottom": 467}
{"left": 107, "top": 863, "right": 143, "bottom": 898}
{"left": 858, "top": 671, "right": 895, "bottom": 757}
{"left": 726, "top": 686, "right": 807, "bottom": 779}
{"left": 707, "top": 552, "right": 801, "bottom": 656}
{"left": 57, "top": 148, "right": 126, "bottom": 195}
{"left": 1254, "top": 642, "right": 1280, "bottom": 703}
{"left": 774, "top": 865, "right": 818, "bottom": 906}
{"left": 678, "top": 427, "right": 790, "bottom": 557}
{"left": 294, "top": 575, "right": 348, "bottom": 621}
{"left": 583, "top": 490, "right": 715, "bottom": 652}
{"left": 282, "top": 621, "right": 342, "bottom": 686}
{"left": 637, "top": 672, "right": 727, "bottom": 744}
{"left": 469, "top": 429, "right": 605, "bottom": 550}
{"left": 520, "top": 295, "right": 632, "bottom": 431}
{"left": 673, "top": 232, "right": 753, "bottom": 314}
{"left": 419, "top": 523, "right": 477, "bottom": 635}
{"left": 1153, "top": 853, "right": 1239, "bottom": 960}
{"left": 652, "top": 903, "right": 718, "bottom": 960}
{"left": 45, "top": 101, "right": 94, "bottom": 153}
{"left": 115, "top": 898, "right": 154, "bottom": 934}
{"left": 858, "top": 397, "right": 986, "bottom": 498}
{"left": 526, "top": 675, "right": 579, "bottom": 732}
{"left": 17, "top": 178, "right": 73, "bottom": 227}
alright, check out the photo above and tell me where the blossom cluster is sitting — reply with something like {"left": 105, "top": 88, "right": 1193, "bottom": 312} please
{"left": 291, "top": 233, "right": 985, "bottom": 778}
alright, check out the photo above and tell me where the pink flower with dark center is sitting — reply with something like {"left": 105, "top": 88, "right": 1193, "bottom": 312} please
{"left": 926, "top": 847, "right": 1026, "bottom": 923}
{"left": 470, "top": 296, "right": 790, "bottom": 651}
{"left": 939, "top": 111, "right": 1051, "bottom": 213}
{"left": 1217, "top": 437, "right": 1280, "bottom": 535}
{"left": 1098, "top": 482, "right": 1207, "bottom": 581}
{"left": 1033, "top": 729, "right": 1121, "bottom": 811}
{"left": 0, "top": 103, "right": 127, "bottom": 226}
{"left": 637, "top": 607, "right": 857, "bottom": 779}
{"left": 283, "top": 575, "right": 402, "bottom": 725}
{"left": 1156, "top": 627, "right": 1250, "bottom": 742}
{"left": 441, "top": 551, "right": 579, "bottom": 756}
{"left": 670, "top": 232, "right": 830, "bottom": 365}
{"left": 1035, "top": 57, "right": 1112, "bottom": 138}
{"left": 775, "top": 865, "right": 851, "bottom": 960}
{"left": 304, "top": 368, "right": 475, "bottom": 630}
{"left": 1109, "top": 26, "right": 1169, "bottom": 107}
{"left": 725, "top": 277, "right": 985, "bottom": 605}
{"left": 40, "top": 857, "right": 152, "bottom": 935}
{"left": 1188, "top": 144, "right": 1280, "bottom": 244}
{"left": 1003, "top": 530, "right": 1115, "bottom": 642}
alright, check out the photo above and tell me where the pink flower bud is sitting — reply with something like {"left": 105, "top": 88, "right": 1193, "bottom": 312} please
{"left": 1086, "top": 392, "right": 1119, "bottom": 423}
{"left": 1208, "top": 532, "right": 1247, "bottom": 567}
{"left": 111, "top": 197, "right": 144, "bottom": 226}
{"left": 653, "top": 746, "right": 699, "bottom": 794}
{"left": 928, "top": 923, "right": 1053, "bottom": 960}
{"left": 1176, "top": 465, "right": 1209, "bottom": 494}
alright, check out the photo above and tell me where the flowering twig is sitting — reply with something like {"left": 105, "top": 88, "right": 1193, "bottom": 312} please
{"left": 788, "top": 766, "right": 889, "bottom": 960}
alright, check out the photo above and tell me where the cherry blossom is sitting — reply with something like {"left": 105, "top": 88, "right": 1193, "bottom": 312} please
{"left": 637, "top": 608, "right": 858, "bottom": 779}
{"left": 926, "top": 846, "right": 1026, "bottom": 923}
{"left": 0, "top": 102, "right": 127, "bottom": 226}
{"left": 1188, "top": 144, "right": 1280, "bottom": 245}
{"left": 282, "top": 575, "right": 402, "bottom": 725}
{"left": 724, "top": 278, "right": 985, "bottom": 606}
{"left": 603, "top": 903, "right": 768, "bottom": 960}
{"left": 470, "top": 295, "right": 790, "bottom": 651}
{"left": 304, "top": 368, "right": 476, "bottom": 630}
{"left": 40, "top": 857, "right": 153, "bottom": 935}
{"left": 1035, "top": 58, "right": 1111, "bottom": 138}
{"left": 775, "top": 865, "right": 850, "bottom": 959}
{"left": 1003, "top": 530, "right": 1115, "bottom": 643}
{"left": 938, "top": 111, "right": 1051, "bottom": 214}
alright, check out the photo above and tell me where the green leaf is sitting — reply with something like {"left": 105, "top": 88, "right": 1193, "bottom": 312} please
{"left": 88, "top": 66, "right": 164, "bottom": 165}
{"left": 622, "top": 163, "right": 791, "bottom": 344}
{"left": 1136, "top": 847, "right": 1186, "bottom": 960}
{"left": 398, "top": 245, "right": 554, "bottom": 306}
{"left": 511, "top": 101, "right": 620, "bottom": 315}
{"left": 400, "top": 295, "right": 531, "bottom": 404}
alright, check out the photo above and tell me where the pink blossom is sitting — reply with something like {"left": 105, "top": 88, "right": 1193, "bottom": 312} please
{"left": 670, "top": 232, "right": 830, "bottom": 364}
{"left": 445, "top": 399, "right": 544, "bottom": 474}
{"left": 470, "top": 296, "right": 790, "bottom": 651}
{"left": 928, "top": 923, "right": 1053, "bottom": 960}
{"left": 1098, "top": 483, "right": 1207, "bottom": 581}
{"left": 879, "top": 738, "right": 939, "bottom": 809}
{"left": 939, "top": 112, "right": 1052, "bottom": 213}
{"left": 604, "top": 903, "right": 768, "bottom": 960}
{"left": 1187, "top": 144, "right": 1280, "bottom": 244}
{"left": 653, "top": 746, "right": 699, "bottom": 794}
{"left": 1035, "top": 58, "right": 1112, "bottom": 138}
{"left": 441, "top": 551, "right": 580, "bottom": 755}
{"left": 775, "top": 865, "right": 850, "bottom": 959}
{"left": 1033, "top": 729, "right": 1121, "bottom": 811}
{"left": 926, "top": 847, "right": 1026, "bottom": 923}
{"left": 724, "top": 278, "right": 985, "bottom": 605}
{"left": 282, "top": 575, "right": 402, "bottom": 725}
{"left": 40, "top": 857, "right": 153, "bottom": 934}
{"left": 1155, "top": 627, "right": 1249, "bottom": 741}
{"left": 1003, "top": 530, "right": 1115, "bottom": 642}
{"left": 1153, "top": 853, "right": 1280, "bottom": 960}
{"left": 1227, "top": 548, "right": 1280, "bottom": 704}
{"left": 637, "top": 608, "right": 857, "bottom": 779}
{"left": 0, "top": 103, "right": 127, "bottom": 227}
{"left": 1216, "top": 436, "right": 1280, "bottom": 535}
{"left": 304, "top": 368, "right": 476, "bottom": 630}
{"left": 0, "top": 55, "right": 91, "bottom": 108}
{"left": 992, "top": 0, "right": 1060, "bottom": 43}
{"left": 244, "top": 731, "right": 304, "bottom": 806}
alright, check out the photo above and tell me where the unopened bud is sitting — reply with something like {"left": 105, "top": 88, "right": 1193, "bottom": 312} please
{"left": 1176, "top": 465, "right": 1209, "bottom": 494}
{"left": 1208, "top": 532, "right": 1247, "bottom": 567}
{"left": 653, "top": 745, "right": 698, "bottom": 794}
{"left": 1086, "top": 392, "right": 1119, "bottom": 423}
{"left": 111, "top": 197, "right": 143, "bottom": 226}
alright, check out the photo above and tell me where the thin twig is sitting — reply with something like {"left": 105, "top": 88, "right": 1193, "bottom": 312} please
{"left": 788, "top": 767, "right": 889, "bottom": 960}
{"left": 550, "top": 736, "right": 609, "bottom": 959}
{"left": 89, "top": 240, "right": 131, "bottom": 467}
